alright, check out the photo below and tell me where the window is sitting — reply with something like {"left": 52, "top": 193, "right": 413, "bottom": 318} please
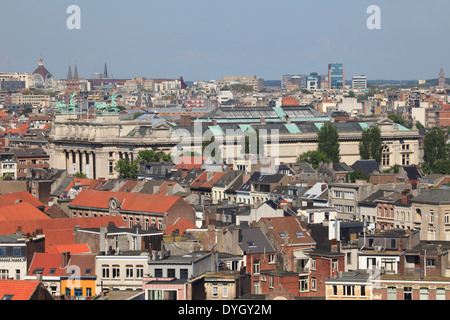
{"left": 332, "top": 260, "right": 339, "bottom": 272}
{"left": 102, "top": 266, "right": 110, "bottom": 278}
{"left": 436, "top": 288, "right": 446, "bottom": 300}
{"left": 361, "top": 285, "right": 366, "bottom": 297}
{"left": 387, "top": 286, "right": 397, "bottom": 300}
{"left": 403, "top": 287, "right": 412, "bottom": 300}
{"left": 343, "top": 286, "right": 355, "bottom": 296}
{"left": 13, "top": 247, "right": 21, "bottom": 257}
{"left": 0, "top": 270, "right": 9, "bottom": 280}
{"left": 136, "top": 266, "right": 144, "bottom": 278}
{"left": 154, "top": 269, "right": 163, "bottom": 277}
{"left": 346, "top": 252, "right": 352, "bottom": 265}
{"left": 74, "top": 288, "right": 83, "bottom": 297}
{"left": 112, "top": 265, "right": 120, "bottom": 278}
{"left": 269, "top": 276, "right": 274, "bottom": 288}
{"left": 382, "top": 145, "right": 390, "bottom": 166}
{"left": 426, "top": 259, "right": 436, "bottom": 267}
{"left": 311, "top": 258, "right": 316, "bottom": 270}
{"left": 311, "top": 278, "right": 317, "bottom": 291}
{"left": 253, "top": 281, "right": 260, "bottom": 294}
{"left": 109, "top": 161, "right": 114, "bottom": 174}
{"left": 180, "top": 269, "right": 188, "bottom": 279}
{"left": 420, "top": 288, "right": 429, "bottom": 300}
{"left": 430, "top": 211, "right": 434, "bottom": 224}
{"left": 268, "top": 254, "right": 275, "bottom": 264}
{"left": 223, "top": 285, "right": 228, "bottom": 298}
{"left": 402, "top": 153, "right": 410, "bottom": 165}
{"left": 344, "top": 191, "right": 354, "bottom": 200}
{"left": 0, "top": 248, "right": 5, "bottom": 256}
{"left": 333, "top": 191, "right": 343, "bottom": 198}
{"left": 167, "top": 269, "right": 176, "bottom": 278}
{"left": 126, "top": 266, "right": 134, "bottom": 278}
{"left": 86, "top": 288, "right": 92, "bottom": 297}
{"left": 299, "top": 276, "right": 309, "bottom": 292}
{"left": 332, "top": 285, "right": 338, "bottom": 296}
{"left": 65, "top": 288, "right": 72, "bottom": 297}
{"left": 212, "top": 286, "right": 218, "bottom": 298}
{"left": 253, "top": 260, "right": 260, "bottom": 275}
{"left": 445, "top": 212, "right": 450, "bottom": 225}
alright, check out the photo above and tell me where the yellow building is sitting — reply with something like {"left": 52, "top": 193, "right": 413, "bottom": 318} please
{"left": 325, "top": 270, "right": 376, "bottom": 300}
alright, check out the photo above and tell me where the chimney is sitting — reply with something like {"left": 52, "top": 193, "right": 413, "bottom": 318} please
{"left": 60, "top": 251, "right": 70, "bottom": 268}
{"left": 401, "top": 190, "right": 409, "bottom": 205}
{"left": 100, "top": 226, "right": 107, "bottom": 254}
{"left": 331, "top": 238, "right": 338, "bottom": 253}
{"left": 260, "top": 117, "right": 266, "bottom": 124}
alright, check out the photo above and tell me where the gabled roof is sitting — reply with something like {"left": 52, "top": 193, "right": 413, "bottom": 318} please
{"left": 69, "top": 189, "right": 184, "bottom": 214}
{"left": 239, "top": 227, "right": 276, "bottom": 254}
{"left": 0, "top": 191, "right": 45, "bottom": 208}
{"left": 28, "top": 252, "right": 96, "bottom": 278}
{"left": 46, "top": 243, "right": 91, "bottom": 254}
{"left": 351, "top": 159, "right": 380, "bottom": 176}
{"left": 0, "top": 280, "right": 43, "bottom": 300}
{"left": 0, "top": 202, "right": 50, "bottom": 222}
{"left": 259, "top": 216, "right": 316, "bottom": 247}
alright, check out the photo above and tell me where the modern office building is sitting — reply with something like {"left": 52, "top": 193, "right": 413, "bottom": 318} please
{"left": 352, "top": 75, "right": 367, "bottom": 90}
{"left": 328, "top": 63, "right": 345, "bottom": 90}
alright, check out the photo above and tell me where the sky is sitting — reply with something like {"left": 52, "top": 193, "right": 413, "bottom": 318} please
{"left": 1, "top": 0, "right": 450, "bottom": 82}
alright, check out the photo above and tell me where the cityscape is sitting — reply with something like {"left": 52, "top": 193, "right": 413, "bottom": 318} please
{"left": 0, "top": 1, "right": 450, "bottom": 306}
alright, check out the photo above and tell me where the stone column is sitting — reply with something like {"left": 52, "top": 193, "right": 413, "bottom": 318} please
{"left": 85, "top": 152, "right": 91, "bottom": 179}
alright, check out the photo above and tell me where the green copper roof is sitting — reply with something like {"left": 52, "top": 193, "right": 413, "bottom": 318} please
{"left": 284, "top": 123, "right": 301, "bottom": 134}
{"left": 272, "top": 106, "right": 286, "bottom": 119}
{"left": 208, "top": 125, "right": 225, "bottom": 136}
{"left": 397, "top": 124, "right": 410, "bottom": 131}
{"left": 314, "top": 123, "right": 324, "bottom": 130}
{"left": 358, "top": 122, "right": 370, "bottom": 130}
{"left": 239, "top": 124, "right": 252, "bottom": 133}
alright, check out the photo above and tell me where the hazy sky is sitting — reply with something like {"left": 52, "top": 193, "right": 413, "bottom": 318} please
{"left": 1, "top": 0, "right": 450, "bottom": 81}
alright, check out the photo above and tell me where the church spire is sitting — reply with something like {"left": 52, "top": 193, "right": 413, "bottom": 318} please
{"left": 103, "top": 63, "right": 108, "bottom": 79}
{"left": 67, "top": 64, "right": 72, "bottom": 81}
{"left": 74, "top": 64, "right": 79, "bottom": 81}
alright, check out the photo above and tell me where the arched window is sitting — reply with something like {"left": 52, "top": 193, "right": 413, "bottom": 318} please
{"left": 382, "top": 145, "right": 390, "bottom": 166}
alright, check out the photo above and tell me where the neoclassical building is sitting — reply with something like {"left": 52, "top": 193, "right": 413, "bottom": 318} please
{"left": 48, "top": 107, "right": 421, "bottom": 179}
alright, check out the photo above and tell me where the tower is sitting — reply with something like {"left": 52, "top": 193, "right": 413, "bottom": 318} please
{"left": 438, "top": 68, "right": 446, "bottom": 88}
{"left": 103, "top": 63, "right": 109, "bottom": 79}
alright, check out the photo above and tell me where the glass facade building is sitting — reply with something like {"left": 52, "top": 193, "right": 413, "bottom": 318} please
{"left": 328, "top": 63, "right": 345, "bottom": 89}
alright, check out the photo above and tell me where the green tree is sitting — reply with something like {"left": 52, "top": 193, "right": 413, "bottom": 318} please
{"left": 423, "top": 127, "right": 447, "bottom": 168}
{"left": 74, "top": 172, "right": 87, "bottom": 178}
{"left": 317, "top": 122, "right": 340, "bottom": 162}
{"left": 388, "top": 114, "right": 406, "bottom": 126}
{"left": 359, "top": 125, "right": 382, "bottom": 164}
{"left": 136, "top": 149, "right": 171, "bottom": 163}
{"left": 115, "top": 158, "right": 139, "bottom": 180}
{"left": 296, "top": 150, "right": 331, "bottom": 169}
{"left": 346, "top": 170, "right": 369, "bottom": 183}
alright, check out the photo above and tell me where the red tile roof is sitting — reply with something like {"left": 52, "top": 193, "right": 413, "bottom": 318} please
{"left": 260, "top": 216, "right": 316, "bottom": 246}
{"left": 165, "top": 217, "right": 197, "bottom": 235}
{"left": 69, "top": 189, "right": 183, "bottom": 214}
{"left": 0, "top": 191, "right": 45, "bottom": 208}
{"left": 173, "top": 156, "right": 207, "bottom": 170}
{"left": 46, "top": 243, "right": 91, "bottom": 254}
{"left": 0, "top": 202, "right": 50, "bottom": 222}
{"left": 65, "top": 178, "right": 106, "bottom": 192}
{"left": 0, "top": 216, "right": 125, "bottom": 247}
{"left": 190, "top": 171, "right": 225, "bottom": 189}
{"left": 0, "top": 280, "right": 41, "bottom": 300}
{"left": 28, "top": 252, "right": 96, "bottom": 278}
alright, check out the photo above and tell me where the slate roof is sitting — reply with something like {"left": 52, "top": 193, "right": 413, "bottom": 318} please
{"left": 239, "top": 227, "right": 276, "bottom": 254}
{"left": 411, "top": 189, "right": 450, "bottom": 204}
{"left": 351, "top": 159, "right": 380, "bottom": 176}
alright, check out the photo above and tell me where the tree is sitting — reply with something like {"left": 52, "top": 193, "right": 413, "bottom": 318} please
{"left": 423, "top": 127, "right": 447, "bottom": 168}
{"left": 317, "top": 122, "right": 340, "bottom": 162}
{"left": 388, "top": 114, "right": 406, "bottom": 126}
{"left": 296, "top": 150, "right": 331, "bottom": 169}
{"left": 74, "top": 172, "right": 87, "bottom": 178}
{"left": 359, "top": 125, "right": 382, "bottom": 164}
{"left": 136, "top": 149, "right": 171, "bottom": 163}
{"left": 115, "top": 158, "right": 139, "bottom": 180}
{"left": 346, "top": 170, "right": 369, "bottom": 183}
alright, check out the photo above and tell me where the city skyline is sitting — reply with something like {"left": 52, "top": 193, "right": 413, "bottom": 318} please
{"left": 1, "top": 0, "right": 450, "bottom": 81}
